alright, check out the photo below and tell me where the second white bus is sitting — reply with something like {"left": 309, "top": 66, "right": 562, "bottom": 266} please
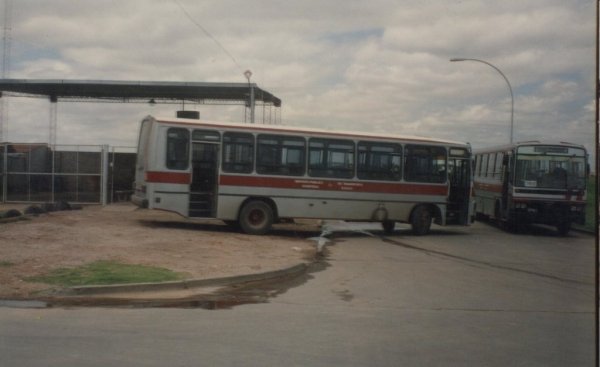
{"left": 473, "top": 141, "right": 588, "bottom": 234}
{"left": 132, "top": 116, "right": 474, "bottom": 235}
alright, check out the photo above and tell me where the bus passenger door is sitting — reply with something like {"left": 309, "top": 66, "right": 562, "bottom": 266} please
{"left": 447, "top": 156, "right": 472, "bottom": 225}
{"left": 189, "top": 142, "right": 219, "bottom": 217}
{"left": 501, "top": 154, "right": 511, "bottom": 214}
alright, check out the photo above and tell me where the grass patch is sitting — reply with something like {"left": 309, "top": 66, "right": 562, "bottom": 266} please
{"left": 0, "top": 260, "right": 15, "bottom": 267}
{"left": 27, "top": 260, "right": 184, "bottom": 287}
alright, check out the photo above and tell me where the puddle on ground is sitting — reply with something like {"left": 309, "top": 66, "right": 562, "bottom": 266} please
{"left": 7, "top": 221, "right": 387, "bottom": 310}
{"left": 39, "top": 255, "right": 331, "bottom": 310}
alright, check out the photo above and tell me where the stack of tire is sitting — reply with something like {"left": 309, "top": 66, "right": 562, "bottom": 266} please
{"left": 0, "top": 201, "right": 80, "bottom": 221}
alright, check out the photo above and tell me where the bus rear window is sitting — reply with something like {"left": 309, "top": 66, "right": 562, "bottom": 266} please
{"left": 166, "top": 128, "right": 190, "bottom": 170}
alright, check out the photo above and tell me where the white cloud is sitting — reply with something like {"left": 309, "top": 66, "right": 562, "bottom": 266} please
{"left": 0, "top": 0, "right": 595, "bottom": 164}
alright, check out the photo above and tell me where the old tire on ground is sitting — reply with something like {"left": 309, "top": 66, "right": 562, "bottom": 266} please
{"left": 239, "top": 200, "right": 274, "bottom": 235}
{"left": 2, "top": 209, "right": 22, "bottom": 218}
{"left": 54, "top": 200, "right": 71, "bottom": 211}
{"left": 24, "top": 205, "right": 46, "bottom": 215}
{"left": 411, "top": 205, "right": 432, "bottom": 236}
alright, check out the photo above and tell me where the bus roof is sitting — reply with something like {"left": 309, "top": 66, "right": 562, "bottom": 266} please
{"left": 473, "top": 140, "right": 587, "bottom": 154}
{"left": 148, "top": 116, "right": 470, "bottom": 147}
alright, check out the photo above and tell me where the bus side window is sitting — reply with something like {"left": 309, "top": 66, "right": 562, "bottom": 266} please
{"left": 256, "top": 134, "right": 306, "bottom": 176}
{"left": 308, "top": 138, "right": 354, "bottom": 179}
{"left": 487, "top": 153, "right": 496, "bottom": 178}
{"left": 222, "top": 132, "right": 254, "bottom": 173}
{"left": 494, "top": 152, "right": 504, "bottom": 179}
{"left": 481, "top": 154, "right": 489, "bottom": 177}
{"left": 166, "top": 128, "right": 190, "bottom": 170}
{"left": 357, "top": 142, "right": 402, "bottom": 181}
{"left": 404, "top": 145, "right": 446, "bottom": 183}
{"left": 475, "top": 155, "right": 481, "bottom": 177}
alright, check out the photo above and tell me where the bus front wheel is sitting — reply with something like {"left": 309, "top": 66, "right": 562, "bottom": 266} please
{"left": 239, "top": 201, "right": 274, "bottom": 235}
{"left": 411, "top": 206, "right": 432, "bottom": 235}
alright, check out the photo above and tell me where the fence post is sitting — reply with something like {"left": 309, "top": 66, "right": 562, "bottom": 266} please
{"left": 1, "top": 144, "right": 5, "bottom": 203}
{"left": 50, "top": 144, "right": 55, "bottom": 203}
{"left": 101, "top": 144, "right": 109, "bottom": 205}
{"left": 110, "top": 146, "right": 115, "bottom": 204}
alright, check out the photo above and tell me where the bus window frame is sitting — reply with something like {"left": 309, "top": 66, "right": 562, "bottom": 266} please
{"left": 357, "top": 141, "right": 402, "bottom": 181}
{"left": 308, "top": 138, "right": 355, "bottom": 179}
{"left": 403, "top": 145, "right": 447, "bottom": 184}
{"left": 192, "top": 129, "right": 220, "bottom": 142}
{"left": 256, "top": 134, "right": 306, "bottom": 176}
{"left": 222, "top": 132, "right": 254, "bottom": 174}
{"left": 166, "top": 127, "right": 190, "bottom": 170}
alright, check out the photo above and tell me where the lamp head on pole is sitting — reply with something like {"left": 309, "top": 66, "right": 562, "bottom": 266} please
{"left": 450, "top": 58, "right": 467, "bottom": 62}
{"left": 244, "top": 69, "right": 252, "bottom": 83}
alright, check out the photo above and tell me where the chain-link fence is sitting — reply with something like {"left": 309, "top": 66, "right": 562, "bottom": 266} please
{"left": 0, "top": 144, "right": 136, "bottom": 205}
{"left": 108, "top": 146, "right": 136, "bottom": 203}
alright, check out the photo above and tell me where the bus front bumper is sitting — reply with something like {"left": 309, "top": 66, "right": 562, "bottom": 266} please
{"left": 512, "top": 202, "right": 585, "bottom": 225}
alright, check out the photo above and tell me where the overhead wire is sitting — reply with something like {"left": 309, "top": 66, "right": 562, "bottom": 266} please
{"left": 171, "top": 0, "right": 244, "bottom": 72}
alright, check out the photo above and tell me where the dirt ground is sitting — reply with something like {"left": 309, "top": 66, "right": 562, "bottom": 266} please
{"left": 0, "top": 203, "right": 319, "bottom": 299}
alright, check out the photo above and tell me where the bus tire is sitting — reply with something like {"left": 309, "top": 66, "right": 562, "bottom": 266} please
{"left": 382, "top": 220, "right": 395, "bottom": 234}
{"left": 239, "top": 200, "right": 274, "bottom": 235}
{"left": 411, "top": 206, "right": 432, "bottom": 235}
{"left": 506, "top": 214, "right": 527, "bottom": 233}
{"left": 494, "top": 201, "right": 503, "bottom": 222}
{"left": 556, "top": 222, "right": 571, "bottom": 236}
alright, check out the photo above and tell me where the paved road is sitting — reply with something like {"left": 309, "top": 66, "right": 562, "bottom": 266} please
{"left": 0, "top": 222, "right": 595, "bottom": 366}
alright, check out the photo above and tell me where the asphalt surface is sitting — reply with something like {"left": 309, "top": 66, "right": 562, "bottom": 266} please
{"left": 0, "top": 220, "right": 595, "bottom": 366}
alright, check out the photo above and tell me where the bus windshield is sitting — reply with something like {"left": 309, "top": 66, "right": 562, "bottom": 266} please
{"left": 514, "top": 146, "right": 586, "bottom": 190}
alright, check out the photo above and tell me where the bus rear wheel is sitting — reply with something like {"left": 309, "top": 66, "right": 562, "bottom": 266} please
{"left": 239, "top": 200, "right": 274, "bottom": 235}
{"left": 556, "top": 222, "right": 571, "bottom": 236}
{"left": 411, "top": 206, "right": 432, "bottom": 235}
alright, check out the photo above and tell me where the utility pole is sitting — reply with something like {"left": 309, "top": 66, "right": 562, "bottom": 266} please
{"left": 596, "top": 0, "right": 599, "bottom": 177}
{"left": 1, "top": 0, "right": 12, "bottom": 142}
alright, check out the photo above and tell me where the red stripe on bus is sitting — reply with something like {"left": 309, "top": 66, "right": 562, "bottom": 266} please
{"left": 473, "top": 181, "right": 503, "bottom": 193}
{"left": 146, "top": 171, "right": 190, "bottom": 184}
{"left": 219, "top": 175, "right": 448, "bottom": 196}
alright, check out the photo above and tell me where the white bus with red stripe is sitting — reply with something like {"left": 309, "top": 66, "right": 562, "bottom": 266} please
{"left": 132, "top": 116, "right": 474, "bottom": 235}
{"left": 473, "top": 141, "right": 588, "bottom": 235}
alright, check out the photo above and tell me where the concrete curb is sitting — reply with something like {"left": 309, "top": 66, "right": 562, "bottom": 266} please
{"left": 64, "top": 263, "right": 309, "bottom": 296}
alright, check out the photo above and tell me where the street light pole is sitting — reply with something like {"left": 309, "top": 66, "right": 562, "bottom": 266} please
{"left": 244, "top": 69, "right": 255, "bottom": 124}
{"left": 450, "top": 58, "right": 514, "bottom": 144}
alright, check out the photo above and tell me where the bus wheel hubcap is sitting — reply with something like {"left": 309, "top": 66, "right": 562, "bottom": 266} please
{"left": 249, "top": 210, "right": 264, "bottom": 225}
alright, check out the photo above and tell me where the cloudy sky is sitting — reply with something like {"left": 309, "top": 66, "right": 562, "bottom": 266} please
{"left": 1, "top": 0, "right": 596, "bottom": 164}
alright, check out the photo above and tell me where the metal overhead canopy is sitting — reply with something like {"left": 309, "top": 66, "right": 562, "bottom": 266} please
{"left": 0, "top": 79, "right": 282, "bottom": 107}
